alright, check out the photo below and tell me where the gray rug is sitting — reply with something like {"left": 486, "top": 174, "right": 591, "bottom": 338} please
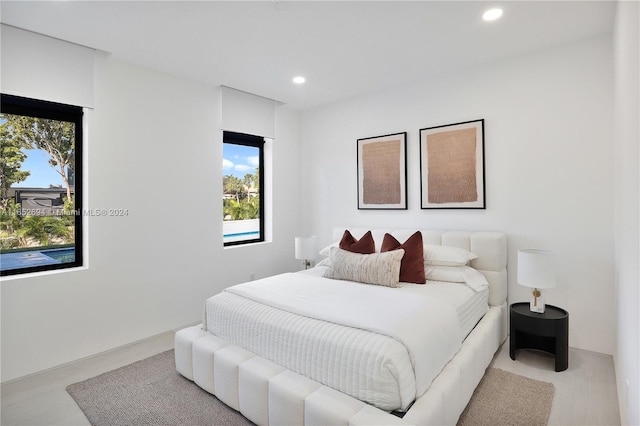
{"left": 67, "top": 351, "right": 554, "bottom": 426}
{"left": 458, "top": 367, "right": 555, "bottom": 426}
{"left": 66, "top": 350, "right": 252, "bottom": 426}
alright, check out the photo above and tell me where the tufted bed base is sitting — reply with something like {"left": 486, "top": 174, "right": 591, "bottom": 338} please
{"left": 175, "top": 229, "right": 508, "bottom": 425}
{"left": 175, "top": 303, "right": 506, "bottom": 425}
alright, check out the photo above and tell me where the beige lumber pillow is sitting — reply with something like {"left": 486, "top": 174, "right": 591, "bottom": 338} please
{"left": 324, "top": 247, "right": 404, "bottom": 288}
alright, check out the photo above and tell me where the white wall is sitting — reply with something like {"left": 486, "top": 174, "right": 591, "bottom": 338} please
{"left": 0, "top": 56, "right": 302, "bottom": 382}
{"left": 613, "top": 1, "right": 640, "bottom": 424}
{"left": 300, "top": 35, "right": 614, "bottom": 355}
{"left": 0, "top": 24, "right": 624, "bottom": 391}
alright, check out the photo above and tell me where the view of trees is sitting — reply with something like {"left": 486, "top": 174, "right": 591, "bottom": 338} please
{"left": 223, "top": 170, "right": 260, "bottom": 221}
{"left": 0, "top": 114, "right": 76, "bottom": 250}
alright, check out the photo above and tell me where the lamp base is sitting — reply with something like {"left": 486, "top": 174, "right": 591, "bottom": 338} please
{"left": 530, "top": 288, "right": 545, "bottom": 313}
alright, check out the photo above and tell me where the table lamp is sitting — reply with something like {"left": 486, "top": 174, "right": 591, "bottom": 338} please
{"left": 517, "top": 249, "right": 556, "bottom": 313}
{"left": 295, "top": 236, "right": 316, "bottom": 270}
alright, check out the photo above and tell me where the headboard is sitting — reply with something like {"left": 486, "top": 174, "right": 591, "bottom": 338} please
{"left": 332, "top": 228, "right": 508, "bottom": 307}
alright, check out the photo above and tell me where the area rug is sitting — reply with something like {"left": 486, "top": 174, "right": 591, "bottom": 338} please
{"left": 66, "top": 350, "right": 252, "bottom": 426}
{"left": 67, "top": 351, "right": 554, "bottom": 426}
{"left": 457, "top": 367, "right": 555, "bottom": 426}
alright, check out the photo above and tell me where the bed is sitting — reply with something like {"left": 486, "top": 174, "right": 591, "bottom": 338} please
{"left": 175, "top": 228, "right": 508, "bottom": 425}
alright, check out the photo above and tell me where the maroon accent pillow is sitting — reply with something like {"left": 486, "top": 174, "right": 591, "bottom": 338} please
{"left": 339, "top": 230, "right": 375, "bottom": 254}
{"left": 381, "top": 232, "right": 426, "bottom": 284}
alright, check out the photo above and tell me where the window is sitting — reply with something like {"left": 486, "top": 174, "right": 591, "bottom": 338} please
{"left": 1, "top": 94, "right": 83, "bottom": 276}
{"left": 222, "top": 131, "right": 264, "bottom": 246}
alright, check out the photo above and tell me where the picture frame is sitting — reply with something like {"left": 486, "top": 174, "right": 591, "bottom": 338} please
{"left": 357, "top": 132, "right": 407, "bottom": 210}
{"left": 419, "top": 119, "right": 485, "bottom": 209}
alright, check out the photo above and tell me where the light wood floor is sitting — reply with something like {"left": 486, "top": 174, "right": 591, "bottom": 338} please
{"left": 1, "top": 331, "right": 621, "bottom": 426}
{"left": 491, "top": 341, "right": 621, "bottom": 426}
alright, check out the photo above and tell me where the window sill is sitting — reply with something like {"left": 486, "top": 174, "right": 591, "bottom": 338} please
{"left": 0, "top": 265, "right": 88, "bottom": 281}
{"left": 223, "top": 240, "right": 271, "bottom": 250}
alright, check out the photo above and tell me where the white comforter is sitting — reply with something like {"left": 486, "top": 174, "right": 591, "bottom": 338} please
{"left": 204, "top": 272, "right": 463, "bottom": 411}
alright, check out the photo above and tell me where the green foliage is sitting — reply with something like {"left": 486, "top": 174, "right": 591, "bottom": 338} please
{"left": 0, "top": 204, "right": 23, "bottom": 248}
{"left": 0, "top": 113, "right": 75, "bottom": 201}
{"left": 0, "top": 200, "right": 21, "bottom": 235}
{"left": 0, "top": 236, "right": 20, "bottom": 250}
{"left": 246, "top": 197, "right": 259, "bottom": 218}
{"left": 61, "top": 196, "right": 76, "bottom": 226}
{"left": 222, "top": 168, "right": 260, "bottom": 221}
{"left": 20, "top": 216, "right": 49, "bottom": 245}
{"left": 223, "top": 197, "right": 260, "bottom": 221}
{"left": 42, "top": 216, "right": 72, "bottom": 243}
{"left": 0, "top": 114, "right": 76, "bottom": 252}
{"left": 223, "top": 175, "right": 244, "bottom": 203}
{"left": 0, "top": 199, "right": 74, "bottom": 250}
{"left": 13, "top": 215, "right": 72, "bottom": 247}
{"left": 243, "top": 172, "right": 259, "bottom": 193}
{"left": 0, "top": 119, "right": 30, "bottom": 207}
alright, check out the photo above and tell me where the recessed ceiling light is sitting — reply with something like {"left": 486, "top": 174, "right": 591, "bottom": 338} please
{"left": 482, "top": 8, "right": 503, "bottom": 21}
{"left": 292, "top": 76, "right": 306, "bottom": 85}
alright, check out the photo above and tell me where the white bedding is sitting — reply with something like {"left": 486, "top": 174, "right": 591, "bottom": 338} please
{"left": 206, "top": 291, "right": 416, "bottom": 410}
{"left": 203, "top": 269, "right": 488, "bottom": 411}
{"left": 305, "top": 265, "right": 489, "bottom": 339}
{"left": 398, "top": 280, "right": 489, "bottom": 338}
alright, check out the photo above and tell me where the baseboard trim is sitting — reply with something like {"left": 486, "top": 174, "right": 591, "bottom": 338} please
{"left": 1, "top": 321, "right": 200, "bottom": 385}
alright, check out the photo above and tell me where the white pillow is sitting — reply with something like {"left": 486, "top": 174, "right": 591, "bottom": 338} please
{"left": 423, "top": 244, "right": 477, "bottom": 266}
{"left": 424, "top": 265, "right": 489, "bottom": 292}
{"left": 316, "top": 257, "right": 331, "bottom": 267}
{"left": 319, "top": 242, "right": 338, "bottom": 257}
{"left": 324, "top": 247, "right": 404, "bottom": 288}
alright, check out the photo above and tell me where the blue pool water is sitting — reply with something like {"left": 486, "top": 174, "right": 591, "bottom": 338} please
{"left": 223, "top": 231, "right": 260, "bottom": 238}
{"left": 223, "top": 231, "right": 260, "bottom": 244}
{"left": 1, "top": 247, "right": 75, "bottom": 272}
{"left": 42, "top": 248, "right": 76, "bottom": 263}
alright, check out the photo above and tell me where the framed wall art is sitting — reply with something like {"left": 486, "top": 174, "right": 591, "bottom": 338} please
{"left": 357, "top": 132, "right": 407, "bottom": 210}
{"left": 420, "top": 119, "right": 485, "bottom": 209}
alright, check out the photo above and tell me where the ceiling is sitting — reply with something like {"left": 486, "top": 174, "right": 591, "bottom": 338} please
{"left": 0, "top": 1, "right": 616, "bottom": 110}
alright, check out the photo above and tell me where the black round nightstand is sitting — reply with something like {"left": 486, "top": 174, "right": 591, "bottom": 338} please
{"left": 509, "top": 302, "right": 569, "bottom": 372}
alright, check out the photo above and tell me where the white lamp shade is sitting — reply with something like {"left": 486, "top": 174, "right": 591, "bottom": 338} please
{"left": 295, "top": 236, "right": 316, "bottom": 260}
{"left": 517, "top": 249, "right": 556, "bottom": 289}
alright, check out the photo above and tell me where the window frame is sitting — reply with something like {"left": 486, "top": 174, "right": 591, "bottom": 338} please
{"left": 0, "top": 93, "right": 84, "bottom": 276}
{"left": 222, "top": 131, "right": 265, "bottom": 247}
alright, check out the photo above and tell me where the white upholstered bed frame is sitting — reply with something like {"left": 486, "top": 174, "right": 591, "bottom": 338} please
{"left": 175, "top": 229, "right": 508, "bottom": 425}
